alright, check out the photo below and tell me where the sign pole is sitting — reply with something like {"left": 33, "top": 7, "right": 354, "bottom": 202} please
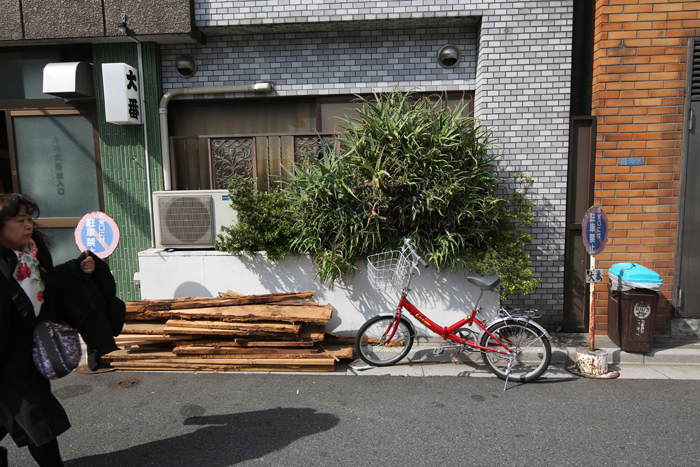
{"left": 567, "top": 205, "right": 618, "bottom": 379}
{"left": 589, "top": 255, "right": 595, "bottom": 352}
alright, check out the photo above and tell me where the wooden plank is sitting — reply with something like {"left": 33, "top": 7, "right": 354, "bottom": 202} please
{"left": 173, "top": 346, "right": 319, "bottom": 356}
{"left": 136, "top": 304, "right": 332, "bottom": 323}
{"left": 168, "top": 353, "right": 327, "bottom": 360}
{"left": 324, "top": 331, "right": 356, "bottom": 345}
{"left": 218, "top": 290, "right": 245, "bottom": 297}
{"left": 120, "top": 321, "right": 167, "bottom": 335}
{"left": 322, "top": 344, "right": 355, "bottom": 360}
{"left": 102, "top": 347, "right": 173, "bottom": 361}
{"left": 109, "top": 362, "right": 334, "bottom": 372}
{"left": 164, "top": 328, "right": 300, "bottom": 338}
{"left": 271, "top": 301, "right": 319, "bottom": 306}
{"left": 103, "top": 348, "right": 333, "bottom": 365}
{"left": 298, "top": 324, "right": 326, "bottom": 341}
{"left": 319, "top": 345, "right": 340, "bottom": 362}
{"left": 115, "top": 334, "right": 197, "bottom": 346}
{"left": 125, "top": 291, "right": 317, "bottom": 314}
{"left": 164, "top": 319, "right": 301, "bottom": 334}
{"left": 175, "top": 338, "right": 315, "bottom": 348}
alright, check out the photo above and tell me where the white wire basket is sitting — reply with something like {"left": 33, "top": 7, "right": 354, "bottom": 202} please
{"left": 366, "top": 249, "right": 413, "bottom": 291}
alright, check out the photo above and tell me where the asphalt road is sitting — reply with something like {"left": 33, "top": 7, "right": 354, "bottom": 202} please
{"left": 3, "top": 371, "right": 700, "bottom": 466}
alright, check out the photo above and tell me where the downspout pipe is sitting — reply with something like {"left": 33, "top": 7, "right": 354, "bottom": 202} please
{"left": 158, "top": 82, "right": 275, "bottom": 190}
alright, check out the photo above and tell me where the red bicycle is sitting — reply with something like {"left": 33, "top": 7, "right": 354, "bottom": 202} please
{"left": 355, "top": 239, "right": 551, "bottom": 386}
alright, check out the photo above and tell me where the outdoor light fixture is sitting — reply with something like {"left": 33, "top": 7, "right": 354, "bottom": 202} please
{"left": 117, "top": 13, "right": 127, "bottom": 34}
{"left": 437, "top": 44, "right": 461, "bottom": 69}
{"left": 175, "top": 55, "right": 198, "bottom": 78}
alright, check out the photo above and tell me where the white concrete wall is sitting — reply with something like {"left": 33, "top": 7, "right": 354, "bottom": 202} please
{"left": 138, "top": 249, "right": 501, "bottom": 337}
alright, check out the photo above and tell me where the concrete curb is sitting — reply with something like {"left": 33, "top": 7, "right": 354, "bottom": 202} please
{"left": 339, "top": 335, "right": 700, "bottom": 379}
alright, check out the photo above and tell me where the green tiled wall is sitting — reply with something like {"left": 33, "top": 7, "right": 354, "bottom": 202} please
{"left": 93, "top": 43, "right": 163, "bottom": 300}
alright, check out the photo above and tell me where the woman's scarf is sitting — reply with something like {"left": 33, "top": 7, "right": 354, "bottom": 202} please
{"left": 13, "top": 239, "right": 45, "bottom": 317}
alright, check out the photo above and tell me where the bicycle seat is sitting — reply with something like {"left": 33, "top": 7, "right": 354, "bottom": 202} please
{"left": 467, "top": 274, "right": 501, "bottom": 291}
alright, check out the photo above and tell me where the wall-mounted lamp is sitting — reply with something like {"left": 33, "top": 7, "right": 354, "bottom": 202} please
{"left": 437, "top": 44, "right": 461, "bottom": 69}
{"left": 175, "top": 55, "right": 198, "bottom": 78}
{"left": 117, "top": 13, "right": 128, "bottom": 34}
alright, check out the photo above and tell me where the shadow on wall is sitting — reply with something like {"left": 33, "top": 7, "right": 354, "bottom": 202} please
{"left": 504, "top": 184, "right": 564, "bottom": 329}
{"left": 173, "top": 281, "right": 215, "bottom": 298}
{"left": 236, "top": 252, "right": 499, "bottom": 331}
{"left": 64, "top": 408, "right": 339, "bottom": 467}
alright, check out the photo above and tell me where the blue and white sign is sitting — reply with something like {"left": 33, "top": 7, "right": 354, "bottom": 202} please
{"left": 620, "top": 157, "right": 643, "bottom": 166}
{"left": 74, "top": 212, "right": 120, "bottom": 258}
{"left": 582, "top": 206, "right": 608, "bottom": 257}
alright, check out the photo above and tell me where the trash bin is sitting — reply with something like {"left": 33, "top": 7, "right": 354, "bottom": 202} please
{"left": 607, "top": 263, "right": 663, "bottom": 353}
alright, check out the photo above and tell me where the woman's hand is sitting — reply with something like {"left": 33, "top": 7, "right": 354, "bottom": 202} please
{"left": 80, "top": 251, "right": 95, "bottom": 274}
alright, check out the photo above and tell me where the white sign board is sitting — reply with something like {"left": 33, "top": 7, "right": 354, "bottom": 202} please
{"left": 102, "top": 63, "right": 142, "bottom": 125}
{"left": 586, "top": 269, "right": 603, "bottom": 283}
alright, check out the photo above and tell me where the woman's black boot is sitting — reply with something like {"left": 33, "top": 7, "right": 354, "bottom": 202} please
{"left": 0, "top": 445, "right": 8, "bottom": 467}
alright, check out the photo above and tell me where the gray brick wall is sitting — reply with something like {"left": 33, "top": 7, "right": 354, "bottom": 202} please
{"left": 474, "top": 3, "right": 573, "bottom": 326}
{"left": 166, "top": 1, "right": 574, "bottom": 327}
{"left": 161, "top": 25, "right": 478, "bottom": 95}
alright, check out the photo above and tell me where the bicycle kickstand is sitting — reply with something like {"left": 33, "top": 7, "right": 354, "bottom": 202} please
{"left": 503, "top": 358, "right": 516, "bottom": 392}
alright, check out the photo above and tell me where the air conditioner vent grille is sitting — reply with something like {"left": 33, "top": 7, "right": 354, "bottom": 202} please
{"left": 158, "top": 195, "right": 214, "bottom": 246}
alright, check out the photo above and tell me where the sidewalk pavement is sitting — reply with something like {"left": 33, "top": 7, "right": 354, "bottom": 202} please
{"left": 335, "top": 333, "right": 700, "bottom": 380}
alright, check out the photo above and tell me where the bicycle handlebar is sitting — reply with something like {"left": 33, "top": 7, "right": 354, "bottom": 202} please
{"left": 403, "top": 238, "right": 429, "bottom": 268}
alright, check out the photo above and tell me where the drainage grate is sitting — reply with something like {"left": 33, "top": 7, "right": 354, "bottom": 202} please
{"left": 112, "top": 378, "right": 141, "bottom": 389}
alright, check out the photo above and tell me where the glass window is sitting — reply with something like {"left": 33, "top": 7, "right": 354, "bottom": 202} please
{"left": 13, "top": 113, "right": 99, "bottom": 217}
{"left": 0, "top": 113, "right": 11, "bottom": 192}
{"left": 170, "top": 100, "right": 316, "bottom": 136}
{"left": 320, "top": 101, "right": 363, "bottom": 133}
{"left": 319, "top": 93, "right": 473, "bottom": 133}
{"left": 42, "top": 227, "right": 81, "bottom": 266}
{"left": 0, "top": 50, "right": 63, "bottom": 100}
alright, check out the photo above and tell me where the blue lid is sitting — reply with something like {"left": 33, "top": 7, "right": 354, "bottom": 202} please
{"left": 609, "top": 262, "right": 662, "bottom": 284}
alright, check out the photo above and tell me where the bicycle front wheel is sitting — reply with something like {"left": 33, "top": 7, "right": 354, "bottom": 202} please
{"left": 355, "top": 316, "right": 414, "bottom": 367}
{"left": 480, "top": 321, "right": 551, "bottom": 382}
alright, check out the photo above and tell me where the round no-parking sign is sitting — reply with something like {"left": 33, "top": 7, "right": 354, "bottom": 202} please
{"left": 74, "top": 212, "right": 120, "bottom": 258}
{"left": 582, "top": 206, "right": 608, "bottom": 257}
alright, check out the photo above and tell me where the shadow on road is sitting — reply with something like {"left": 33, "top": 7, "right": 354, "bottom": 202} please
{"left": 65, "top": 407, "right": 339, "bottom": 466}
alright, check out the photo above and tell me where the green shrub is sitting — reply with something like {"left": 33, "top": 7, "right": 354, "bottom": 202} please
{"left": 285, "top": 91, "right": 540, "bottom": 298}
{"left": 215, "top": 175, "right": 295, "bottom": 261}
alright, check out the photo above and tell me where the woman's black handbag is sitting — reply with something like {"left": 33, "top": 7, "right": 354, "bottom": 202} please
{"left": 32, "top": 320, "right": 82, "bottom": 380}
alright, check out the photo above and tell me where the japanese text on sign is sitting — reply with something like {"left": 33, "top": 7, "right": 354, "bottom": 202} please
{"left": 102, "top": 63, "right": 142, "bottom": 125}
{"left": 582, "top": 206, "right": 608, "bottom": 256}
{"left": 74, "top": 212, "right": 120, "bottom": 258}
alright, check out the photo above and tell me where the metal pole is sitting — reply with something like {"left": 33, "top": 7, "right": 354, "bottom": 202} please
{"left": 589, "top": 255, "right": 596, "bottom": 351}
{"left": 135, "top": 42, "right": 155, "bottom": 248}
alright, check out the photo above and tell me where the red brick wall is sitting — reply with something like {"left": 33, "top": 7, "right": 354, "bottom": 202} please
{"left": 592, "top": 0, "right": 700, "bottom": 334}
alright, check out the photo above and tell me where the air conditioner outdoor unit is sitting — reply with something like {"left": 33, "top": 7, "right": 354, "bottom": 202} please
{"left": 152, "top": 190, "right": 236, "bottom": 249}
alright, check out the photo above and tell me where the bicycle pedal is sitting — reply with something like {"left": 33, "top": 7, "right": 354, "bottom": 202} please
{"left": 433, "top": 348, "right": 445, "bottom": 356}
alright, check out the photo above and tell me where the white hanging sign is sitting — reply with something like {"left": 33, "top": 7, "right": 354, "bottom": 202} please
{"left": 102, "top": 63, "right": 142, "bottom": 125}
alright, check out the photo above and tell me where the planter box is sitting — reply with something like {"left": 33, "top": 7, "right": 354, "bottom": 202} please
{"left": 137, "top": 249, "right": 499, "bottom": 336}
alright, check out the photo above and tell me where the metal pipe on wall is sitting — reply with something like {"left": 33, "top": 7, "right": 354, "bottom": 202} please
{"left": 135, "top": 43, "right": 156, "bottom": 247}
{"left": 158, "top": 82, "right": 275, "bottom": 190}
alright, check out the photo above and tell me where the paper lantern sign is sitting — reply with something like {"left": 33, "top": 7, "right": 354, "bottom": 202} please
{"left": 74, "top": 212, "right": 120, "bottom": 258}
{"left": 582, "top": 206, "right": 608, "bottom": 257}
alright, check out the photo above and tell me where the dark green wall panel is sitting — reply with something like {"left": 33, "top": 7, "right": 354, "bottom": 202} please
{"left": 93, "top": 42, "right": 163, "bottom": 300}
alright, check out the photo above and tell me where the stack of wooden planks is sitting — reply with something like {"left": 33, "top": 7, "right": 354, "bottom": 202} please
{"left": 102, "top": 291, "right": 355, "bottom": 372}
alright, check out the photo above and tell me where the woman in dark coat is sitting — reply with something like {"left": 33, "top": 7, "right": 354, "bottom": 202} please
{"left": 0, "top": 193, "right": 95, "bottom": 467}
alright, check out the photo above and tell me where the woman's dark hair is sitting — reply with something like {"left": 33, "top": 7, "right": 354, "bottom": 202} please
{"left": 0, "top": 193, "right": 52, "bottom": 247}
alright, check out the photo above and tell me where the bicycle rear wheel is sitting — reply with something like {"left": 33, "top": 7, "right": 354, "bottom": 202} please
{"left": 355, "top": 316, "right": 414, "bottom": 367}
{"left": 480, "top": 320, "right": 551, "bottom": 382}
